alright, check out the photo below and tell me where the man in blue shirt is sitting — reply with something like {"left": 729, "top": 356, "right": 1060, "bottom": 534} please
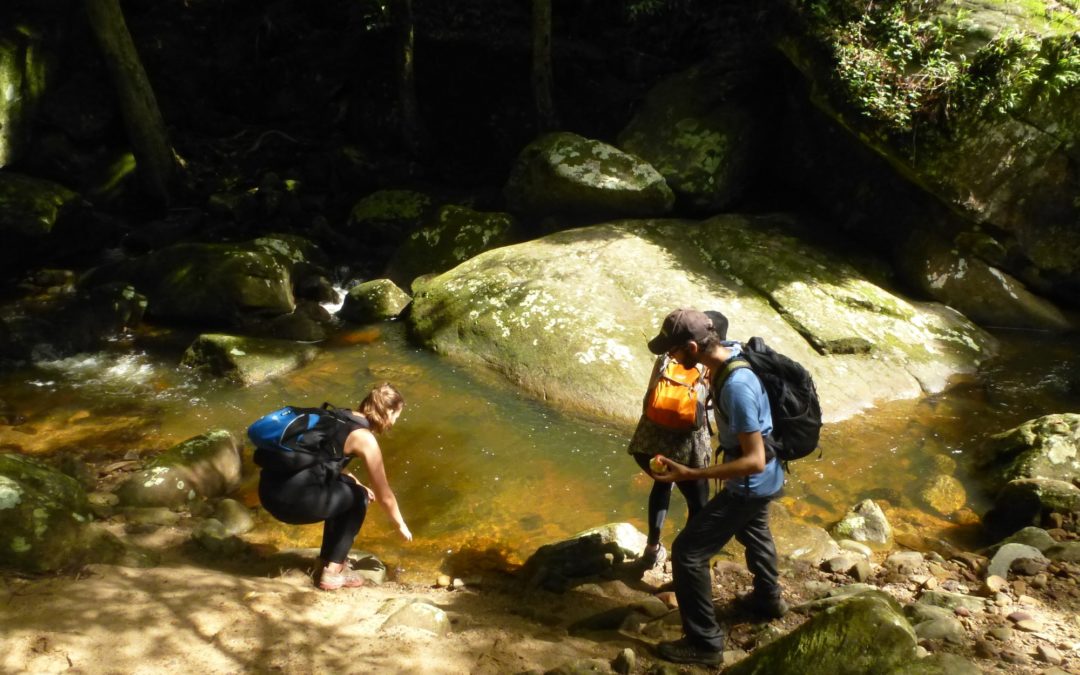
{"left": 646, "top": 308, "right": 786, "bottom": 667}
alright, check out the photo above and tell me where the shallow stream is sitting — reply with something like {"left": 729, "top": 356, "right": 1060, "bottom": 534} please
{"left": 2, "top": 320, "right": 1078, "bottom": 583}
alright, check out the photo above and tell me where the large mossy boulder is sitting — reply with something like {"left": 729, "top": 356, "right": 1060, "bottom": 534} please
{"left": 504, "top": 132, "right": 674, "bottom": 219}
{"left": 768, "top": 501, "right": 842, "bottom": 565}
{"left": 410, "top": 215, "right": 994, "bottom": 424}
{"left": 345, "top": 189, "right": 432, "bottom": 245}
{"left": 0, "top": 171, "right": 81, "bottom": 238}
{"left": 897, "top": 231, "right": 1071, "bottom": 331}
{"left": 115, "top": 430, "right": 242, "bottom": 509}
{"left": 983, "top": 413, "right": 1080, "bottom": 487}
{"left": 617, "top": 58, "right": 761, "bottom": 212}
{"left": 181, "top": 333, "right": 319, "bottom": 386}
{"left": 777, "top": 0, "right": 1080, "bottom": 308}
{"left": 385, "top": 205, "right": 518, "bottom": 287}
{"left": 725, "top": 591, "right": 917, "bottom": 675}
{"left": 0, "top": 453, "right": 92, "bottom": 572}
{"left": 82, "top": 235, "right": 323, "bottom": 325}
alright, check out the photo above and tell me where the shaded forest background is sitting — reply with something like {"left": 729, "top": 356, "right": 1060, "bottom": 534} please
{"left": 4, "top": 0, "right": 789, "bottom": 283}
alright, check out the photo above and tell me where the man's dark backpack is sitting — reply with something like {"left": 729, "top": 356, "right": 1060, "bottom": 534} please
{"left": 248, "top": 403, "right": 368, "bottom": 476}
{"left": 716, "top": 337, "right": 823, "bottom": 464}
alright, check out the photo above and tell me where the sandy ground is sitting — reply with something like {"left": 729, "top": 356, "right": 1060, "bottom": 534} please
{"left": 4, "top": 539, "right": 1080, "bottom": 674}
{"left": 0, "top": 556, "right": 658, "bottom": 675}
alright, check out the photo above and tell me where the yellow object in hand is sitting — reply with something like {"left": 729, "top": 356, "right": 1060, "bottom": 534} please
{"left": 649, "top": 455, "right": 668, "bottom": 474}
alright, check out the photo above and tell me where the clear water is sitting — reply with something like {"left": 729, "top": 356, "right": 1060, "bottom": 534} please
{"left": 2, "top": 321, "right": 1077, "bottom": 583}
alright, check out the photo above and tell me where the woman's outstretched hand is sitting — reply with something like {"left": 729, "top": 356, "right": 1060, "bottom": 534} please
{"left": 398, "top": 523, "right": 414, "bottom": 542}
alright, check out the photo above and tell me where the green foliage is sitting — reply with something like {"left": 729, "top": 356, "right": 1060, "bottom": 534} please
{"left": 799, "top": 0, "right": 1080, "bottom": 135}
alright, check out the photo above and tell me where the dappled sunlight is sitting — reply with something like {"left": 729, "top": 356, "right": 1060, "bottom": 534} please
{"left": 0, "top": 563, "right": 487, "bottom": 673}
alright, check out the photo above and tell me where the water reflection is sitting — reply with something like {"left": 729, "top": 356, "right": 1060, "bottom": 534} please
{"left": 1, "top": 322, "right": 1077, "bottom": 583}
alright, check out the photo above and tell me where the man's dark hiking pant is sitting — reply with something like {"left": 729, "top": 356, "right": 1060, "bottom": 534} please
{"left": 671, "top": 489, "right": 781, "bottom": 651}
{"left": 259, "top": 470, "right": 369, "bottom": 564}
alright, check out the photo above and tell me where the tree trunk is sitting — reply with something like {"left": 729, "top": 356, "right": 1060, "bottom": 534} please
{"left": 531, "top": 0, "right": 558, "bottom": 132}
{"left": 84, "top": 0, "right": 177, "bottom": 206}
{"left": 393, "top": 0, "right": 426, "bottom": 156}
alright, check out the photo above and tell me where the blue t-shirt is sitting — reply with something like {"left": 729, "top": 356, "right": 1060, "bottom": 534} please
{"left": 714, "top": 343, "right": 783, "bottom": 497}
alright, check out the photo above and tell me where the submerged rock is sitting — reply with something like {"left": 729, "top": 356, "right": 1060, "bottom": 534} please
{"left": 769, "top": 501, "right": 842, "bottom": 565}
{"left": 919, "top": 474, "right": 967, "bottom": 516}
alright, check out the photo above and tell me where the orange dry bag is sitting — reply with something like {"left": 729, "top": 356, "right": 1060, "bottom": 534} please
{"left": 645, "top": 359, "right": 704, "bottom": 430}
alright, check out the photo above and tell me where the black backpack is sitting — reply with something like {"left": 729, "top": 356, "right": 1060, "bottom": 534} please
{"left": 715, "top": 337, "right": 823, "bottom": 464}
{"left": 248, "top": 402, "right": 368, "bottom": 475}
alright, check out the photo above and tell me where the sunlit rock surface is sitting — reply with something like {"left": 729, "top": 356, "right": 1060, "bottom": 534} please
{"left": 984, "top": 413, "right": 1080, "bottom": 487}
{"left": 181, "top": 333, "right": 318, "bottom": 386}
{"left": 411, "top": 215, "right": 995, "bottom": 423}
{"left": 115, "top": 430, "right": 241, "bottom": 509}
{"left": 340, "top": 279, "right": 411, "bottom": 323}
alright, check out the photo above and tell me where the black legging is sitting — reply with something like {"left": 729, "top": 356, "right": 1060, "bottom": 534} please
{"left": 633, "top": 454, "right": 709, "bottom": 546}
{"left": 259, "top": 468, "right": 368, "bottom": 564}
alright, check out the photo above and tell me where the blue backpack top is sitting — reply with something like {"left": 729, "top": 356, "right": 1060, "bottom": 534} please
{"left": 248, "top": 403, "right": 368, "bottom": 475}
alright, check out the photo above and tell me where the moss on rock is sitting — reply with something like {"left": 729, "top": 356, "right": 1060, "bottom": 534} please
{"left": 409, "top": 215, "right": 993, "bottom": 424}
{"left": 0, "top": 453, "right": 92, "bottom": 572}
{"left": 386, "top": 204, "right": 517, "bottom": 286}
{"left": 725, "top": 591, "right": 917, "bottom": 675}
{"left": 181, "top": 333, "right": 319, "bottom": 386}
{"left": 504, "top": 132, "right": 674, "bottom": 219}
{"left": 0, "top": 172, "right": 80, "bottom": 237}
{"left": 340, "top": 279, "right": 411, "bottom": 323}
{"left": 115, "top": 430, "right": 241, "bottom": 509}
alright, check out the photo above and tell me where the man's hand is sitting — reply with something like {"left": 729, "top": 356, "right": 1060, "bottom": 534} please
{"left": 653, "top": 456, "right": 696, "bottom": 483}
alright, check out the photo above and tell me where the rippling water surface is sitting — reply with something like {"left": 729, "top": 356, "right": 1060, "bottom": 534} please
{"left": 2, "top": 322, "right": 1077, "bottom": 582}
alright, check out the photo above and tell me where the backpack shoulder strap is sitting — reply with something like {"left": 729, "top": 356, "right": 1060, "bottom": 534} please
{"left": 714, "top": 358, "right": 751, "bottom": 393}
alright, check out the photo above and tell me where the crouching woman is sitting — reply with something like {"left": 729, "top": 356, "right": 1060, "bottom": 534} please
{"left": 256, "top": 382, "right": 413, "bottom": 590}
